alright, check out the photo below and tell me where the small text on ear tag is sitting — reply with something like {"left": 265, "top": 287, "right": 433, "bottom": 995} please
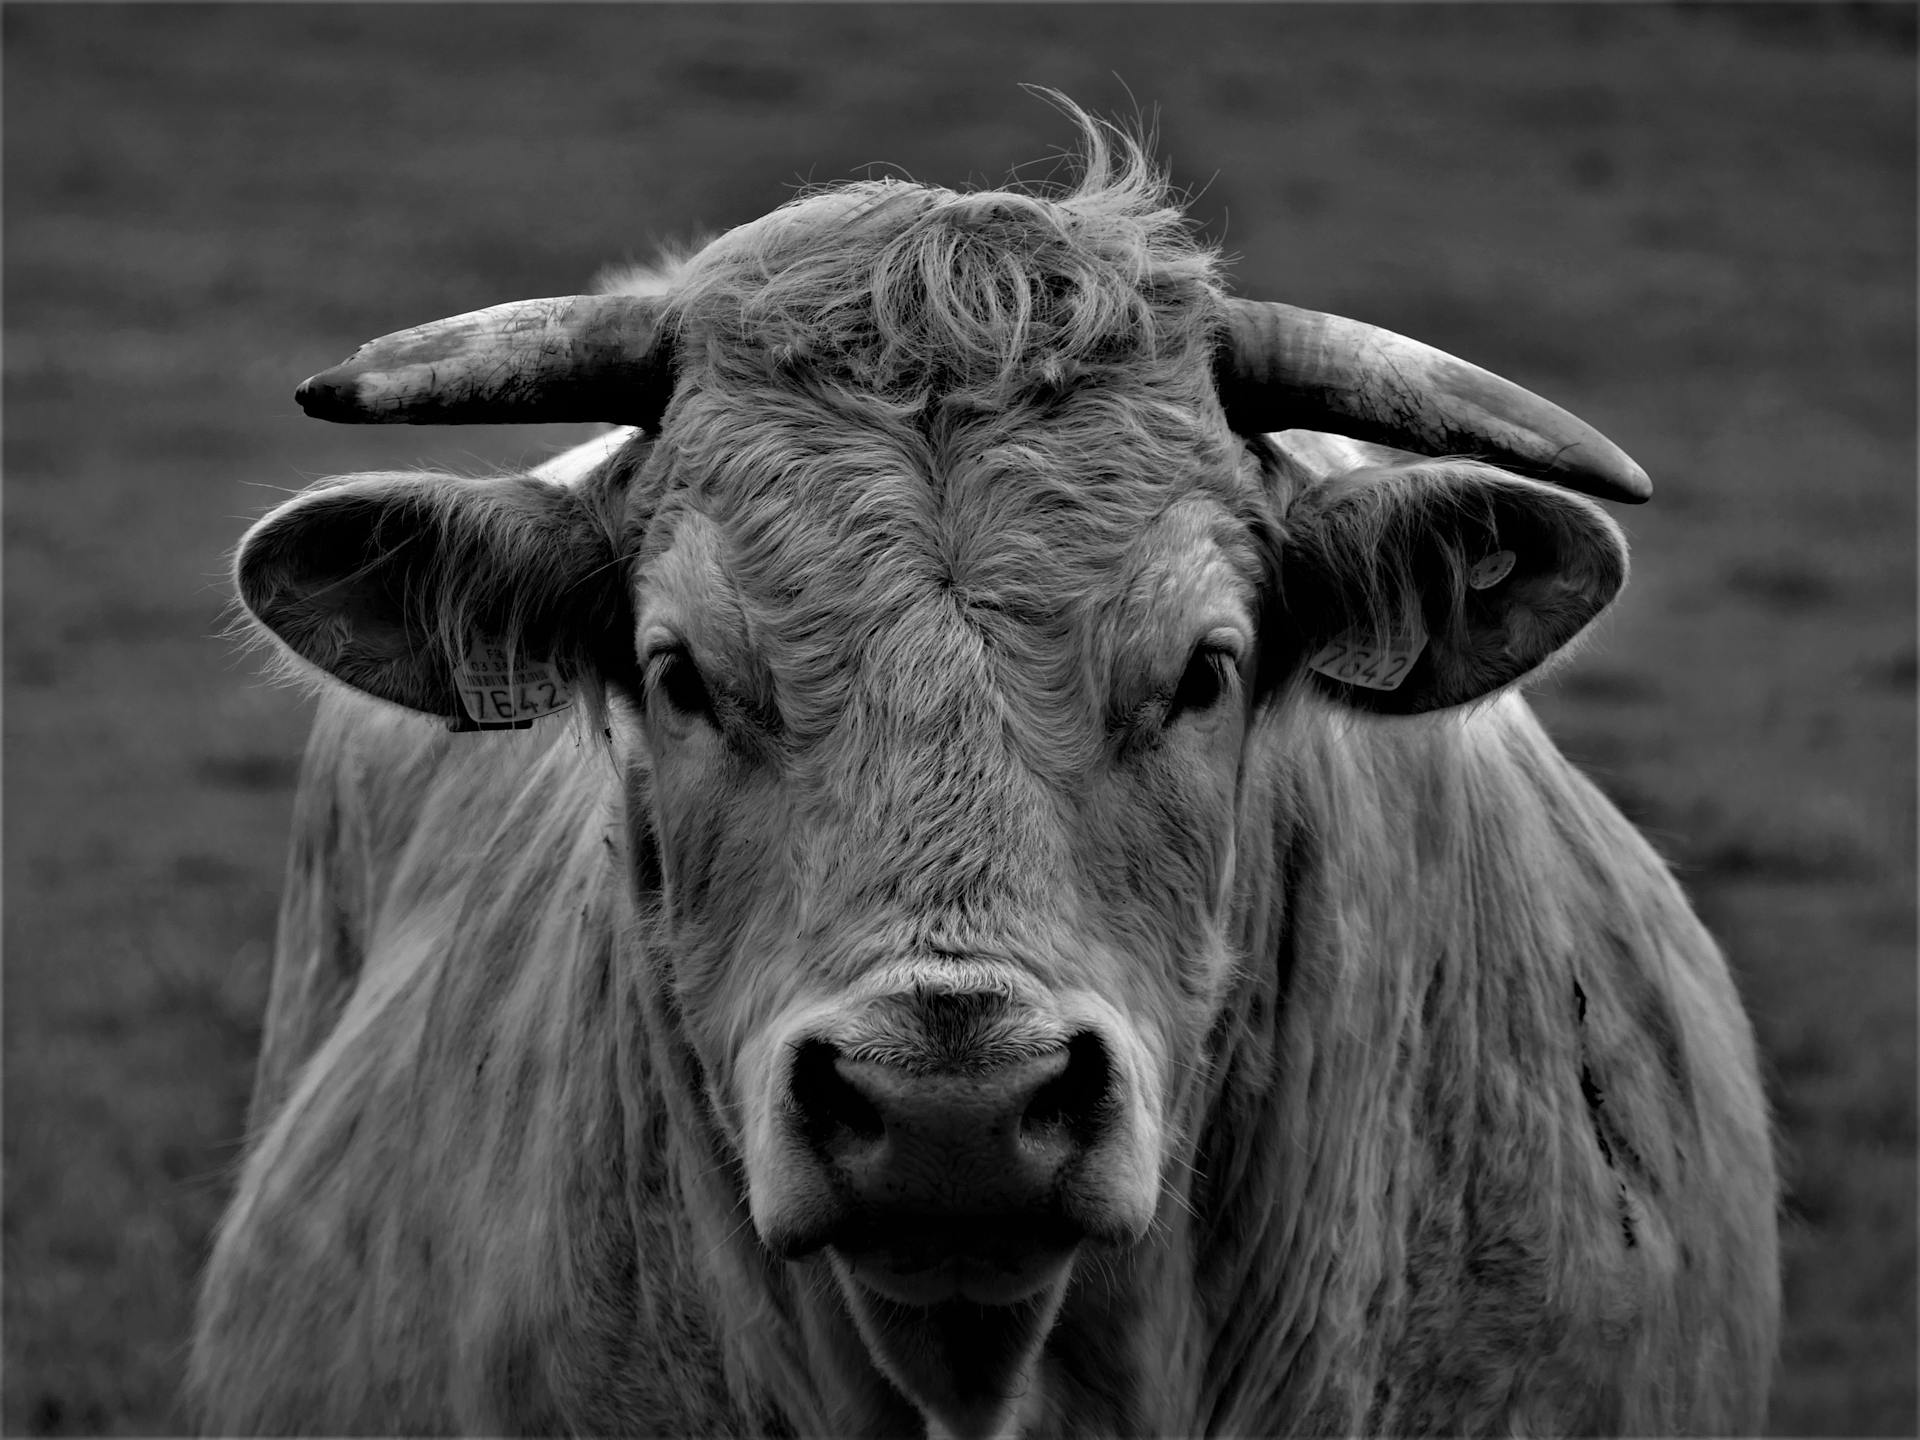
{"left": 1306, "top": 615, "right": 1428, "bottom": 693}
{"left": 454, "top": 639, "right": 573, "bottom": 728}
{"left": 1469, "top": 550, "right": 1517, "bottom": 590}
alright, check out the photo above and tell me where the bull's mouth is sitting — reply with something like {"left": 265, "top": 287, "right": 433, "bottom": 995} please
{"left": 828, "top": 1238, "right": 1075, "bottom": 1440}
{"left": 830, "top": 1213, "right": 1081, "bottom": 1306}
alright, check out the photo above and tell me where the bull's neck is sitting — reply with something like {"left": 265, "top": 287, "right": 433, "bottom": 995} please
{"left": 1192, "top": 693, "right": 1605, "bottom": 1432}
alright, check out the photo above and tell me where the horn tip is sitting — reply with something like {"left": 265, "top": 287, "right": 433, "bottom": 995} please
{"left": 1575, "top": 447, "right": 1652, "bottom": 504}
{"left": 295, "top": 368, "right": 373, "bottom": 423}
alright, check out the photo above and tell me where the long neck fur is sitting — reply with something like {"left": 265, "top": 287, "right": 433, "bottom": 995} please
{"left": 1187, "top": 687, "right": 1765, "bottom": 1436}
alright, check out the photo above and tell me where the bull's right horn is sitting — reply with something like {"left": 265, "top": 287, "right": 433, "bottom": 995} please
{"left": 295, "top": 294, "right": 675, "bottom": 428}
{"left": 1217, "top": 298, "right": 1652, "bottom": 503}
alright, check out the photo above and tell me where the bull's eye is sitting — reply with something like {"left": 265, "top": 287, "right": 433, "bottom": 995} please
{"left": 1165, "top": 641, "right": 1236, "bottom": 725}
{"left": 645, "top": 647, "right": 714, "bottom": 726}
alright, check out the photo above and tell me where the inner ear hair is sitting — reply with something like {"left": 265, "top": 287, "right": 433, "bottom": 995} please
{"left": 1280, "top": 460, "right": 1628, "bottom": 714}
{"left": 237, "top": 471, "right": 634, "bottom": 719}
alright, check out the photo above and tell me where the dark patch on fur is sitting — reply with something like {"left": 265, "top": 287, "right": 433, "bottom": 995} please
{"left": 1573, "top": 979, "right": 1640, "bottom": 1250}
{"left": 1579, "top": 1059, "right": 1617, "bottom": 1169}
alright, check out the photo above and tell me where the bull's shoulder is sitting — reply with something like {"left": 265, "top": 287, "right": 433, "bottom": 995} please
{"left": 247, "top": 689, "right": 598, "bottom": 1129}
{"left": 1421, "top": 702, "right": 1777, "bottom": 1432}
{"left": 1241, "top": 696, "right": 1778, "bottom": 1434}
{"left": 201, "top": 693, "right": 690, "bottom": 1433}
{"left": 1419, "top": 698, "right": 1775, "bottom": 1219}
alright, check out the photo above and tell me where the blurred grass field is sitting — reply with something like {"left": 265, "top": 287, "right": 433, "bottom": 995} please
{"left": 4, "top": 4, "right": 1912, "bottom": 1433}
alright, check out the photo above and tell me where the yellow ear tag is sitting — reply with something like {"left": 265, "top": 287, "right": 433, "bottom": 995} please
{"left": 453, "top": 639, "right": 573, "bottom": 727}
{"left": 1306, "top": 614, "right": 1429, "bottom": 692}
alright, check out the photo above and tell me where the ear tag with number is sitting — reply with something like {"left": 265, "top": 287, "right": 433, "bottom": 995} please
{"left": 1306, "top": 613, "right": 1429, "bottom": 693}
{"left": 1468, "top": 549, "right": 1517, "bottom": 590}
{"left": 453, "top": 639, "right": 573, "bottom": 729}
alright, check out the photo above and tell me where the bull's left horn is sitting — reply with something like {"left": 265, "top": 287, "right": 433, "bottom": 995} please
{"left": 1216, "top": 298, "right": 1651, "bottom": 503}
{"left": 295, "top": 295, "right": 674, "bottom": 427}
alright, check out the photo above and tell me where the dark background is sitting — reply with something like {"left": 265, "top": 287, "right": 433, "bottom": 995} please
{"left": 5, "top": 4, "right": 1913, "bottom": 1433}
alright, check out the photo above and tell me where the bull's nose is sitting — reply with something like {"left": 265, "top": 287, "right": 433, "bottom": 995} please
{"left": 791, "top": 1032, "right": 1112, "bottom": 1219}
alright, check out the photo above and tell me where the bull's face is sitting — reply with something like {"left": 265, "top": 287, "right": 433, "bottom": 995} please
{"left": 620, "top": 376, "right": 1269, "bottom": 1422}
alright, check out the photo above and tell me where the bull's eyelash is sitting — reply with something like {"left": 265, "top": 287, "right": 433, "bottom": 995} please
{"left": 1162, "top": 623, "right": 1250, "bottom": 724}
{"left": 643, "top": 645, "right": 716, "bottom": 725}
{"left": 1166, "top": 639, "right": 1244, "bottom": 725}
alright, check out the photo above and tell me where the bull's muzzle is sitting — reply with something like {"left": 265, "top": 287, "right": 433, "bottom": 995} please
{"left": 755, "top": 994, "right": 1151, "bottom": 1307}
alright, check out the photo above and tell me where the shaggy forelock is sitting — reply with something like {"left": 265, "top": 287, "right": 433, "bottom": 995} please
{"left": 658, "top": 103, "right": 1223, "bottom": 416}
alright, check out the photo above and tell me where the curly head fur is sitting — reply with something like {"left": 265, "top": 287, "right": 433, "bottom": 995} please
{"left": 605, "top": 98, "right": 1224, "bottom": 421}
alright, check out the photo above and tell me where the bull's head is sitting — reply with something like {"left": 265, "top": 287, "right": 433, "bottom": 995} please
{"left": 236, "top": 135, "right": 1638, "bottom": 1438}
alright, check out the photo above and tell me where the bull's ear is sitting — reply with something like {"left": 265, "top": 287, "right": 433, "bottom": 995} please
{"left": 235, "top": 472, "right": 629, "bottom": 723}
{"left": 1276, "top": 461, "right": 1628, "bottom": 714}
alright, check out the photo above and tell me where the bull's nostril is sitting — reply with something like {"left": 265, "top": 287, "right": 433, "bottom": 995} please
{"left": 1022, "top": 1032, "right": 1111, "bottom": 1144}
{"left": 790, "top": 1040, "right": 883, "bottom": 1147}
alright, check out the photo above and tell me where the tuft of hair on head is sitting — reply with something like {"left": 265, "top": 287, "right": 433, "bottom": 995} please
{"left": 661, "top": 91, "right": 1224, "bottom": 417}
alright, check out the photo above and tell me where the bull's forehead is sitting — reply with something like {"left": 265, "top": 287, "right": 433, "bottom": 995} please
{"left": 634, "top": 399, "right": 1266, "bottom": 750}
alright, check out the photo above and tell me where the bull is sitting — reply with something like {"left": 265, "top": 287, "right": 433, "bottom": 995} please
{"left": 192, "top": 111, "right": 1778, "bottom": 1437}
